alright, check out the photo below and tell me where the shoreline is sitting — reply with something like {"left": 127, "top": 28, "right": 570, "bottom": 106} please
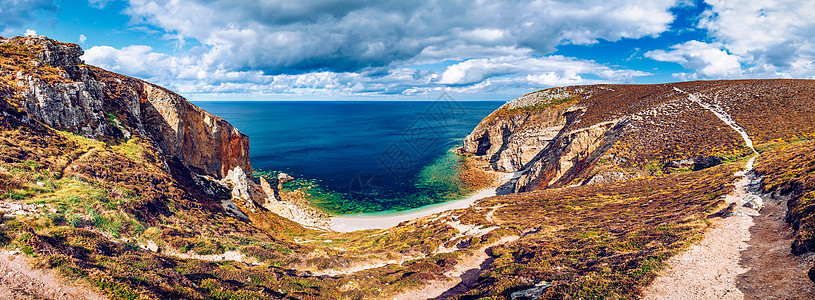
{"left": 330, "top": 172, "right": 512, "bottom": 232}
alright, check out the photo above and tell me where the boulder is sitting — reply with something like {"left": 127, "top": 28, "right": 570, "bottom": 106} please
{"left": 219, "top": 166, "right": 257, "bottom": 218}
{"left": 510, "top": 281, "right": 552, "bottom": 300}
{"left": 742, "top": 194, "right": 764, "bottom": 210}
{"left": 665, "top": 156, "right": 723, "bottom": 171}
{"left": 277, "top": 172, "right": 294, "bottom": 189}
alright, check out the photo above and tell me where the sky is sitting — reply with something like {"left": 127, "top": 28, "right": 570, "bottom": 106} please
{"left": 1, "top": 0, "right": 814, "bottom": 101}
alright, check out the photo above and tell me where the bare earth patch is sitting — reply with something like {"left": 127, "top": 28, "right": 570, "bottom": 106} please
{"left": 0, "top": 250, "right": 107, "bottom": 300}
{"left": 392, "top": 235, "right": 519, "bottom": 300}
{"left": 736, "top": 193, "right": 815, "bottom": 299}
{"left": 644, "top": 173, "right": 815, "bottom": 299}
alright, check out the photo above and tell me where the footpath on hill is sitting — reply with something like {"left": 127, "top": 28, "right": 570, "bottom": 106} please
{"left": 643, "top": 90, "right": 815, "bottom": 299}
{"left": 0, "top": 250, "right": 107, "bottom": 300}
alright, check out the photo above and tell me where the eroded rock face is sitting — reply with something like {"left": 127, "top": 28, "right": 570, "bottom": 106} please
{"left": 0, "top": 36, "right": 333, "bottom": 229}
{"left": 140, "top": 84, "right": 251, "bottom": 178}
{"left": 219, "top": 166, "right": 258, "bottom": 219}
{"left": 20, "top": 70, "right": 107, "bottom": 138}
{"left": 460, "top": 98, "right": 575, "bottom": 172}
{"left": 460, "top": 88, "right": 628, "bottom": 192}
{"left": 223, "top": 168, "right": 331, "bottom": 230}
{"left": 3, "top": 36, "right": 250, "bottom": 179}
{"left": 513, "top": 118, "right": 626, "bottom": 192}
{"left": 29, "top": 36, "right": 84, "bottom": 76}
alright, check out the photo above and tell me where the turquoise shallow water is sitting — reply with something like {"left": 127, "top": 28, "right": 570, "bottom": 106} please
{"left": 194, "top": 100, "right": 503, "bottom": 213}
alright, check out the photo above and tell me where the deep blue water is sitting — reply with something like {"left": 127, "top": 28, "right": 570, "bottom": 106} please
{"left": 194, "top": 100, "right": 503, "bottom": 212}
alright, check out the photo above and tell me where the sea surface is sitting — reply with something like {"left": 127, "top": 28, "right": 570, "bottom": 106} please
{"left": 194, "top": 100, "right": 503, "bottom": 214}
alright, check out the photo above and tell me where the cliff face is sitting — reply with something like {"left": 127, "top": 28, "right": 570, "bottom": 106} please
{"left": 0, "top": 35, "right": 329, "bottom": 229}
{"left": 461, "top": 80, "right": 815, "bottom": 192}
{"left": 459, "top": 90, "right": 575, "bottom": 173}
{"left": 0, "top": 36, "right": 250, "bottom": 179}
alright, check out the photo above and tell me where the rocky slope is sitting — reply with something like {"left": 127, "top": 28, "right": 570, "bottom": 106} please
{"left": 460, "top": 80, "right": 815, "bottom": 193}
{"left": 0, "top": 35, "right": 329, "bottom": 228}
{"left": 1, "top": 36, "right": 250, "bottom": 179}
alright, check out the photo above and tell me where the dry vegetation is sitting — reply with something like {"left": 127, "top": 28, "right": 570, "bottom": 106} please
{"left": 451, "top": 163, "right": 739, "bottom": 299}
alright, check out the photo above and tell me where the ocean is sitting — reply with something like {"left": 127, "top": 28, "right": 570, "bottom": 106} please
{"left": 194, "top": 99, "right": 503, "bottom": 214}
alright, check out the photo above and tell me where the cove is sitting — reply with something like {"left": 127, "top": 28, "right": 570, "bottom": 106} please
{"left": 194, "top": 100, "right": 503, "bottom": 214}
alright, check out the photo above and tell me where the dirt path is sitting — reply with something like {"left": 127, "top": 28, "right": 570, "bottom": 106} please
{"left": 643, "top": 173, "right": 815, "bottom": 299}
{"left": 391, "top": 236, "right": 519, "bottom": 300}
{"left": 644, "top": 90, "right": 814, "bottom": 299}
{"left": 643, "top": 174, "right": 757, "bottom": 299}
{"left": 736, "top": 193, "right": 815, "bottom": 299}
{"left": 0, "top": 250, "right": 107, "bottom": 300}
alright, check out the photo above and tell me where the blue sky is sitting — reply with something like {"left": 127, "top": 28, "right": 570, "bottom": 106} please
{"left": 2, "top": 0, "right": 813, "bottom": 101}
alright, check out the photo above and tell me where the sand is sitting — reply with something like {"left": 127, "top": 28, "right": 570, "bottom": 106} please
{"left": 330, "top": 173, "right": 513, "bottom": 232}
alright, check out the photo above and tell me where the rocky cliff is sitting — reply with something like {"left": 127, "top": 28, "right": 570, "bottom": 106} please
{"left": 460, "top": 80, "right": 815, "bottom": 192}
{"left": 0, "top": 35, "right": 331, "bottom": 229}
{"left": 0, "top": 35, "right": 250, "bottom": 179}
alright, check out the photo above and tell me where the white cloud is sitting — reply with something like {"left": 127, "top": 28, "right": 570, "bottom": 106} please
{"left": 78, "top": 34, "right": 87, "bottom": 44}
{"left": 88, "top": 0, "right": 113, "bottom": 9}
{"left": 647, "top": 0, "right": 815, "bottom": 79}
{"left": 24, "top": 29, "right": 37, "bottom": 37}
{"left": 440, "top": 56, "right": 650, "bottom": 85}
{"left": 74, "top": 0, "right": 677, "bottom": 97}
{"left": 123, "top": 0, "right": 678, "bottom": 74}
{"left": 460, "top": 29, "right": 508, "bottom": 43}
{"left": 645, "top": 41, "right": 742, "bottom": 80}
{"left": 83, "top": 43, "right": 649, "bottom": 97}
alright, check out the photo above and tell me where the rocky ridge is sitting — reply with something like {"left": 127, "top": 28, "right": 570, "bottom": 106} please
{"left": 0, "top": 35, "right": 326, "bottom": 228}
{"left": 460, "top": 80, "right": 815, "bottom": 193}
{"left": 1, "top": 35, "right": 249, "bottom": 179}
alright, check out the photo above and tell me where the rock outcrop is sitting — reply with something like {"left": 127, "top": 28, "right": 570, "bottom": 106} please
{"left": 460, "top": 88, "right": 576, "bottom": 173}
{"left": 1, "top": 35, "right": 250, "bottom": 179}
{"left": 0, "top": 35, "right": 330, "bottom": 229}
{"left": 222, "top": 168, "right": 330, "bottom": 229}
{"left": 461, "top": 80, "right": 815, "bottom": 193}
{"left": 460, "top": 88, "right": 628, "bottom": 192}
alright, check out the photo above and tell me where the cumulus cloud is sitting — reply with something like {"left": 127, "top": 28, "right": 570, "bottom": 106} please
{"left": 84, "top": 44, "right": 650, "bottom": 97}
{"left": 0, "top": 0, "right": 57, "bottom": 36}
{"left": 645, "top": 41, "right": 742, "bottom": 80}
{"left": 75, "top": 0, "right": 678, "bottom": 97}
{"left": 83, "top": 44, "right": 438, "bottom": 96}
{"left": 648, "top": 0, "right": 815, "bottom": 79}
{"left": 78, "top": 34, "right": 87, "bottom": 44}
{"left": 123, "top": 0, "right": 678, "bottom": 74}
{"left": 440, "top": 56, "right": 650, "bottom": 85}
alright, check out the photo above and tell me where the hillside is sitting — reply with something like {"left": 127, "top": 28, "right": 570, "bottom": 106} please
{"left": 1, "top": 36, "right": 815, "bottom": 299}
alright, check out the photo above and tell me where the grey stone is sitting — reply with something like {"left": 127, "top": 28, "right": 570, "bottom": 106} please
{"left": 742, "top": 195, "right": 764, "bottom": 210}
{"left": 510, "top": 281, "right": 552, "bottom": 300}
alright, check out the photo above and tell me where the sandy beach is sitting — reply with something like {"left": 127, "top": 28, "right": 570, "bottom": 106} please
{"left": 330, "top": 172, "right": 515, "bottom": 232}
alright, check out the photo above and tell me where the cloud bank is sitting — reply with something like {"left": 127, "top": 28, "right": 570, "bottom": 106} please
{"left": 84, "top": 0, "right": 675, "bottom": 97}
{"left": 646, "top": 0, "right": 815, "bottom": 80}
